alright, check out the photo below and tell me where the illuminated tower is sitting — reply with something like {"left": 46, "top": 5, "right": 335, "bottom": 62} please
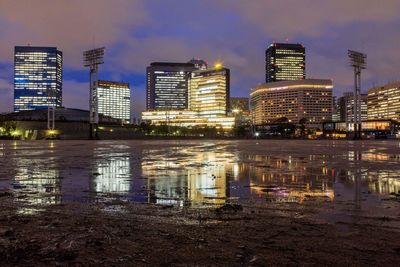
{"left": 189, "top": 64, "right": 230, "bottom": 118}
{"left": 14, "top": 46, "right": 63, "bottom": 112}
{"left": 265, "top": 43, "right": 305, "bottom": 83}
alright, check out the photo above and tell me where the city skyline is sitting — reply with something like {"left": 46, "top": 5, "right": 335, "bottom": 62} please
{"left": 1, "top": 1, "right": 400, "bottom": 119}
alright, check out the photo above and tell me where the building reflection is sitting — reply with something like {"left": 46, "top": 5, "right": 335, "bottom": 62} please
{"left": 243, "top": 155, "right": 334, "bottom": 203}
{"left": 92, "top": 154, "right": 131, "bottom": 194}
{"left": 13, "top": 156, "right": 61, "bottom": 213}
{"left": 141, "top": 148, "right": 336, "bottom": 206}
{"left": 142, "top": 149, "right": 231, "bottom": 207}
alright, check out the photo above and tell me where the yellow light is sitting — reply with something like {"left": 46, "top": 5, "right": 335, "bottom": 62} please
{"left": 11, "top": 130, "right": 21, "bottom": 136}
{"left": 214, "top": 63, "right": 223, "bottom": 69}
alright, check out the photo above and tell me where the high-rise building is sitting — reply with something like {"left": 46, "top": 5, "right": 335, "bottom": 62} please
{"left": 146, "top": 62, "right": 195, "bottom": 110}
{"left": 368, "top": 82, "right": 400, "bottom": 121}
{"left": 265, "top": 43, "right": 305, "bottom": 83}
{"left": 188, "top": 58, "right": 207, "bottom": 70}
{"left": 334, "top": 92, "right": 367, "bottom": 122}
{"left": 250, "top": 79, "right": 332, "bottom": 124}
{"left": 97, "top": 80, "right": 131, "bottom": 124}
{"left": 14, "top": 46, "right": 63, "bottom": 112}
{"left": 189, "top": 65, "right": 230, "bottom": 118}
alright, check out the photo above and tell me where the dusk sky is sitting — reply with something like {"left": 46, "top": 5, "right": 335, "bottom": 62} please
{"left": 1, "top": 0, "right": 400, "bottom": 118}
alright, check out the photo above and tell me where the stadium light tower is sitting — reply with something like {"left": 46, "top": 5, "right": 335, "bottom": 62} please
{"left": 83, "top": 47, "right": 105, "bottom": 139}
{"left": 348, "top": 50, "right": 366, "bottom": 140}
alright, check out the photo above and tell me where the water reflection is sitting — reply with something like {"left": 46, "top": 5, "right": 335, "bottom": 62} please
{"left": 12, "top": 155, "right": 61, "bottom": 214}
{"left": 92, "top": 155, "right": 131, "bottom": 194}
{"left": 2, "top": 140, "right": 400, "bottom": 212}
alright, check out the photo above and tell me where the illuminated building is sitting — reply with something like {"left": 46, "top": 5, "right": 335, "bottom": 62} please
{"left": 14, "top": 46, "right": 62, "bottom": 112}
{"left": 142, "top": 63, "right": 234, "bottom": 129}
{"left": 141, "top": 110, "right": 235, "bottom": 130}
{"left": 97, "top": 80, "right": 131, "bottom": 124}
{"left": 189, "top": 65, "right": 230, "bottom": 118}
{"left": 146, "top": 62, "right": 195, "bottom": 110}
{"left": 265, "top": 43, "right": 305, "bottom": 83}
{"left": 188, "top": 58, "right": 207, "bottom": 70}
{"left": 368, "top": 82, "right": 400, "bottom": 121}
{"left": 250, "top": 79, "right": 333, "bottom": 124}
{"left": 335, "top": 92, "right": 368, "bottom": 122}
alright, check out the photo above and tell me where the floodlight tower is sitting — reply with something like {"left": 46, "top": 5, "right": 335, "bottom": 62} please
{"left": 348, "top": 50, "right": 366, "bottom": 140}
{"left": 83, "top": 47, "right": 105, "bottom": 139}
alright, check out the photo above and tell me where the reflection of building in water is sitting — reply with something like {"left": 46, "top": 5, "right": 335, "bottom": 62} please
{"left": 93, "top": 157, "right": 131, "bottom": 193}
{"left": 367, "top": 171, "right": 400, "bottom": 195}
{"left": 141, "top": 149, "right": 232, "bottom": 206}
{"left": 188, "top": 164, "right": 228, "bottom": 207}
{"left": 13, "top": 157, "right": 61, "bottom": 206}
{"left": 244, "top": 155, "right": 334, "bottom": 203}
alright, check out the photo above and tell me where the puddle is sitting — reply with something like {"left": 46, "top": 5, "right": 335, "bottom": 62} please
{"left": 0, "top": 140, "right": 399, "bottom": 222}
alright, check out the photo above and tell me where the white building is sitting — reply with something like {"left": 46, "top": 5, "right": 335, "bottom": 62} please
{"left": 97, "top": 80, "right": 131, "bottom": 124}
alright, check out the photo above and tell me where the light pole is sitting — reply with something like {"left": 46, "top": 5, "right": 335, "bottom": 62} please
{"left": 83, "top": 47, "right": 105, "bottom": 140}
{"left": 348, "top": 50, "right": 367, "bottom": 140}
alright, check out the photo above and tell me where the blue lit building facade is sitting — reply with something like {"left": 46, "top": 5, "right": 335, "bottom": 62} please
{"left": 14, "top": 46, "right": 63, "bottom": 112}
{"left": 146, "top": 62, "right": 195, "bottom": 110}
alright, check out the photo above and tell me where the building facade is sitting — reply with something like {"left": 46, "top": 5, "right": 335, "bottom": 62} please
{"left": 250, "top": 79, "right": 333, "bottom": 125}
{"left": 265, "top": 43, "right": 305, "bottom": 83}
{"left": 97, "top": 80, "right": 131, "bottom": 124}
{"left": 368, "top": 82, "right": 400, "bottom": 122}
{"left": 146, "top": 62, "right": 195, "bottom": 110}
{"left": 334, "top": 92, "right": 367, "bottom": 122}
{"left": 189, "top": 66, "right": 230, "bottom": 118}
{"left": 14, "top": 46, "right": 63, "bottom": 112}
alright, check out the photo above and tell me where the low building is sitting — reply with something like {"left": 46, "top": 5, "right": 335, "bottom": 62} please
{"left": 141, "top": 110, "right": 235, "bottom": 130}
{"left": 250, "top": 79, "right": 333, "bottom": 125}
{"left": 322, "top": 119, "right": 400, "bottom": 139}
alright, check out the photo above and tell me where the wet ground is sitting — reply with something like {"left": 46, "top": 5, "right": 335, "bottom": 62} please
{"left": 0, "top": 140, "right": 400, "bottom": 266}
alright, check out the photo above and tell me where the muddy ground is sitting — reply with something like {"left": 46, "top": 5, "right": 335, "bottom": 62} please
{"left": 1, "top": 192, "right": 400, "bottom": 266}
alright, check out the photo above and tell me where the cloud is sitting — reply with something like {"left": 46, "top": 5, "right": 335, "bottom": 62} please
{"left": 224, "top": 0, "right": 400, "bottom": 38}
{"left": 0, "top": 78, "right": 13, "bottom": 112}
{"left": 0, "top": 0, "right": 147, "bottom": 68}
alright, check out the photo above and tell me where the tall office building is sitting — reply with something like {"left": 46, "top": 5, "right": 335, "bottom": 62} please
{"left": 146, "top": 62, "right": 195, "bottom": 110}
{"left": 188, "top": 58, "right": 207, "bottom": 70}
{"left": 189, "top": 65, "right": 230, "bottom": 118}
{"left": 97, "top": 80, "right": 131, "bottom": 124}
{"left": 334, "top": 92, "right": 367, "bottom": 122}
{"left": 368, "top": 82, "right": 400, "bottom": 121}
{"left": 265, "top": 43, "right": 305, "bottom": 83}
{"left": 250, "top": 79, "right": 332, "bottom": 124}
{"left": 14, "top": 46, "right": 62, "bottom": 112}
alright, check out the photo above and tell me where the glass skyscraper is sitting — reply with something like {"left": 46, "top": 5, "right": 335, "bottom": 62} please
{"left": 14, "top": 46, "right": 63, "bottom": 112}
{"left": 146, "top": 62, "right": 195, "bottom": 110}
{"left": 97, "top": 80, "right": 131, "bottom": 124}
{"left": 265, "top": 43, "right": 305, "bottom": 83}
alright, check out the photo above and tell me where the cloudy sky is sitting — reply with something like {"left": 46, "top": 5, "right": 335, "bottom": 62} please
{"left": 1, "top": 0, "right": 400, "bottom": 118}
